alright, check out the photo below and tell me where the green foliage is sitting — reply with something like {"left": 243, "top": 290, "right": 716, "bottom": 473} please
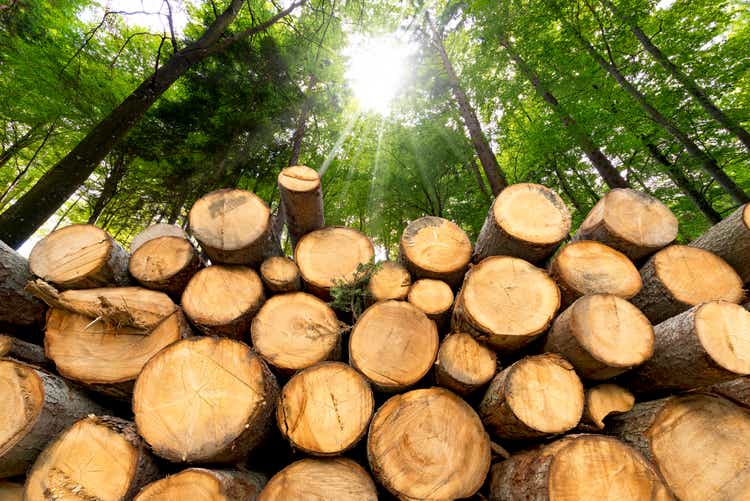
{"left": 328, "top": 261, "right": 382, "bottom": 319}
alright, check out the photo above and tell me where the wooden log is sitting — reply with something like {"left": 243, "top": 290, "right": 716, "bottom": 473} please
{"left": 624, "top": 301, "right": 750, "bottom": 393}
{"left": 259, "top": 256, "right": 301, "bottom": 294}
{"left": 276, "top": 362, "right": 374, "bottom": 456}
{"left": 135, "top": 468, "right": 267, "bottom": 501}
{"left": 544, "top": 294, "right": 654, "bottom": 380}
{"left": 188, "top": 188, "right": 280, "bottom": 266}
{"left": 349, "top": 300, "right": 438, "bottom": 392}
{"left": 129, "top": 236, "right": 201, "bottom": 298}
{"left": 0, "top": 241, "right": 45, "bottom": 335}
{"left": 691, "top": 203, "right": 750, "bottom": 282}
{"left": 632, "top": 245, "right": 744, "bottom": 324}
{"left": 366, "top": 261, "right": 410, "bottom": 303}
{"left": 488, "top": 434, "right": 672, "bottom": 500}
{"left": 548, "top": 240, "right": 642, "bottom": 306}
{"left": 0, "top": 360, "right": 107, "bottom": 478}
{"left": 473, "top": 183, "right": 571, "bottom": 263}
{"left": 367, "top": 387, "right": 491, "bottom": 500}
{"left": 572, "top": 188, "right": 678, "bottom": 260}
{"left": 181, "top": 265, "right": 265, "bottom": 338}
{"left": 0, "top": 481, "right": 22, "bottom": 501}
{"left": 28, "top": 224, "right": 130, "bottom": 289}
{"left": 24, "top": 416, "right": 159, "bottom": 500}
{"left": 581, "top": 384, "right": 635, "bottom": 429}
{"left": 434, "top": 332, "right": 497, "bottom": 396}
{"left": 452, "top": 256, "right": 560, "bottom": 353}
{"left": 130, "top": 223, "right": 188, "bottom": 253}
{"left": 0, "top": 335, "right": 49, "bottom": 368}
{"left": 399, "top": 216, "right": 472, "bottom": 287}
{"left": 479, "top": 353, "right": 584, "bottom": 440}
{"left": 407, "top": 278, "right": 453, "bottom": 328}
{"left": 133, "top": 337, "right": 279, "bottom": 463}
{"left": 251, "top": 292, "right": 341, "bottom": 373}
{"left": 258, "top": 458, "right": 377, "bottom": 501}
{"left": 609, "top": 393, "right": 750, "bottom": 500}
{"left": 707, "top": 377, "right": 750, "bottom": 408}
{"left": 278, "top": 165, "right": 325, "bottom": 249}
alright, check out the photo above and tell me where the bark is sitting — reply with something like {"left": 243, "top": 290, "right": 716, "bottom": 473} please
{"left": 0, "top": 240, "right": 46, "bottom": 336}
{"left": 690, "top": 204, "right": 750, "bottom": 283}
{"left": 464, "top": 159, "right": 492, "bottom": 201}
{"left": 278, "top": 166, "right": 324, "bottom": 249}
{"left": 88, "top": 149, "right": 129, "bottom": 224}
{"left": 0, "top": 335, "right": 50, "bottom": 368}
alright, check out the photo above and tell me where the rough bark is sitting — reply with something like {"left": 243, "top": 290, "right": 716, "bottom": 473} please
{"left": 0, "top": 335, "right": 49, "bottom": 368}
{"left": 690, "top": 204, "right": 750, "bottom": 283}
{"left": 278, "top": 165, "right": 324, "bottom": 249}
{"left": 0, "top": 240, "right": 46, "bottom": 336}
{"left": 87, "top": 150, "right": 129, "bottom": 224}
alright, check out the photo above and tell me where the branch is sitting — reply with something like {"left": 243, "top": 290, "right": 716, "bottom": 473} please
{"left": 110, "top": 31, "right": 163, "bottom": 68}
{"left": 163, "top": 0, "right": 179, "bottom": 52}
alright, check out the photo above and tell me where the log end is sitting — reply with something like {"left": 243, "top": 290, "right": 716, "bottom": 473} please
{"left": 259, "top": 256, "right": 301, "bottom": 294}
{"left": 435, "top": 332, "right": 497, "bottom": 395}
{"left": 0, "top": 360, "right": 43, "bottom": 458}
{"left": 399, "top": 216, "right": 471, "bottom": 285}
{"left": 129, "top": 223, "right": 188, "bottom": 253}
{"left": 278, "top": 165, "right": 321, "bottom": 193}
{"left": 695, "top": 301, "right": 750, "bottom": 375}
{"left": 492, "top": 182, "right": 571, "bottom": 246}
{"left": 583, "top": 384, "right": 635, "bottom": 429}
{"left": 407, "top": 278, "right": 453, "bottom": 316}
{"left": 258, "top": 458, "right": 377, "bottom": 501}
{"left": 366, "top": 261, "right": 411, "bottom": 302}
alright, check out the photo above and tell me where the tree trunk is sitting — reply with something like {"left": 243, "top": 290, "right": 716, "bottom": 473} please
{"left": 136, "top": 469, "right": 266, "bottom": 501}
{"left": 0, "top": 335, "right": 49, "bottom": 368}
{"left": 259, "top": 459, "right": 377, "bottom": 501}
{"left": 551, "top": 156, "right": 584, "bottom": 211}
{"left": 0, "top": 240, "right": 46, "bottom": 336}
{"left": 259, "top": 256, "right": 302, "bottom": 294}
{"left": 129, "top": 236, "right": 201, "bottom": 299}
{"left": 464, "top": 159, "right": 492, "bottom": 201}
{"left": 399, "top": 216, "right": 472, "bottom": 287}
{"left": 407, "top": 278, "right": 454, "bottom": 330}
{"left": 690, "top": 203, "right": 750, "bottom": 283}
{"left": 88, "top": 150, "right": 129, "bottom": 224}
{"left": 288, "top": 74, "right": 317, "bottom": 166}
{"left": 434, "top": 332, "right": 497, "bottom": 396}
{"left": 278, "top": 165, "right": 324, "bottom": 249}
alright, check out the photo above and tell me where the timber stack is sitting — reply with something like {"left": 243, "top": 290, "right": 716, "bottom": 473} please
{"left": 2, "top": 167, "right": 750, "bottom": 500}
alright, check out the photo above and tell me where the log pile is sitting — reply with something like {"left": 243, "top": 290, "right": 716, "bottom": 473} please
{"left": 3, "top": 176, "right": 750, "bottom": 501}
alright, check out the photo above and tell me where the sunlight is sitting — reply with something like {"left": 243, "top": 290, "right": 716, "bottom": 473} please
{"left": 84, "top": 0, "right": 188, "bottom": 34}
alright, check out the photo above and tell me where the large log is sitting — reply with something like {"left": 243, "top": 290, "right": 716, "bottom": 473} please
{"left": 452, "top": 256, "right": 560, "bottom": 353}
{"left": 349, "top": 300, "right": 438, "bottom": 392}
{"left": 581, "top": 383, "right": 634, "bottom": 430}
{"left": 28, "top": 224, "right": 130, "bottom": 289}
{"left": 488, "top": 434, "right": 672, "bottom": 500}
{"left": 258, "top": 458, "right": 377, "bottom": 501}
{"left": 407, "top": 278, "right": 453, "bottom": 329}
{"left": 399, "top": 216, "right": 472, "bottom": 287}
{"left": 259, "top": 256, "right": 301, "bottom": 294}
{"left": 278, "top": 165, "right": 324, "bottom": 249}
{"left": 479, "top": 354, "right": 584, "bottom": 440}
{"left": 572, "top": 188, "right": 678, "bottom": 260}
{"left": 129, "top": 236, "right": 201, "bottom": 298}
{"left": 631, "top": 245, "right": 744, "bottom": 324}
{"left": 24, "top": 416, "right": 159, "bottom": 500}
{"left": 129, "top": 223, "right": 188, "bottom": 253}
{"left": 691, "top": 203, "right": 750, "bottom": 282}
{"left": 366, "top": 261, "right": 411, "bottom": 303}
{"left": 0, "top": 335, "right": 49, "bottom": 368}
{"left": 133, "top": 337, "right": 278, "bottom": 463}
{"left": 473, "top": 183, "right": 571, "bottom": 263}
{"left": 0, "top": 241, "right": 45, "bottom": 335}
{"left": 544, "top": 294, "right": 654, "bottom": 380}
{"left": 434, "top": 332, "right": 497, "bottom": 396}
{"left": 135, "top": 468, "right": 267, "bottom": 501}
{"left": 0, "top": 360, "right": 107, "bottom": 478}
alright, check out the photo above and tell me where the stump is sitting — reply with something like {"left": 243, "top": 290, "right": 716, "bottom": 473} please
{"left": 130, "top": 223, "right": 188, "bottom": 253}
{"left": 0, "top": 241, "right": 45, "bottom": 335}
{"left": 479, "top": 354, "right": 584, "bottom": 440}
{"left": 133, "top": 337, "right": 278, "bottom": 463}
{"left": 366, "top": 261, "right": 410, "bottom": 303}
{"left": 28, "top": 224, "right": 129, "bottom": 289}
{"left": 691, "top": 203, "right": 750, "bottom": 282}
{"left": 0, "top": 335, "right": 49, "bottom": 368}
{"left": 367, "top": 387, "right": 491, "bottom": 500}
{"left": 407, "top": 278, "right": 453, "bottom": 328}
{"left": 278, "top": 165, "right": 325, "bottom": 249}
{"left": 259, "top": 256, "right": 301, "bottom": 294}
{"left": 572, "top": 188, "right": 678, "bottom": 260}
{"left": 129, "top": 236, "right": 201, "bottom": 298}
{"left": 473, "top": 183, "right": 571, "bottom": 263}
{"left": 452, "top": 256, "right": 560, "bottom": 353}
{"left": 276, "top": 362, "right": 374, "bottom": 455}
{"left": 434, "top": 332, "right": 497, "bottom": 396}
{"left": 349, "top": 300, "right": 438, "bottom": 392}
{"left": 581, "top": 384, "right": 634, "bottom": 429}
{"left": 135, "top": 468, "right": 267, "bottom": 501}
{"left": 258, "top": 458, "right": 377, "bottom": 501}
{"left": 399, "top": 216, "right": 472, "bottom": 287}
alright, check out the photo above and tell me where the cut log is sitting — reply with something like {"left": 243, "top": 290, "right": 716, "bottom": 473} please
{"left": 295, "top": 227, "right": 374, "bottom": 298}
{"left": 188, "top": 188, "right": 280, "bottom": 266}
{"left": 0, "top": 481, "right": 22, "bottom": 501}
{"left": 708, "top": 377, "right": 750, "bottom": 408}
{"left": 135, "top": 468, "right": 267, "bottom": 501}
{"left": 0, "top": 360, "right": 107, "bottom": 478}
{"left": 479, "top": 353, "right": 584, "bottom": 440}
{"left": 28, "top": 224, "right": 130, "bottom": 289}
{"left": 278, "top": 165, "right": 324, "bottom": 249}
{"left": 129, "top": 236, "right": 201, "bottom": 298}
{"left": 259, "top": 256, "right": 301, "bottom": 294}
{"left": 473, "top": 183, "right": 571, "bottom": 263}
{"left": 488, "top": 434, "right": 671, "bottom": 500}
{"left": 0, "top": 335, "right": 49, "bottom": 368}
{"left": 452, "top": 256, "right": 560, "bottom": 353}
{"left": 0, "top": 241, "right": 45, "bottom": 335}
{"left": 544, "top": 294, "right": 654, "bottom": 380}
{"left": 572, "top": 188, "right": 678, "bottom": 260}
{"left": 548, "top": 240, "right": 642, "bottom": 306}
{"left": 24, "top": 416, "right": 159, "bottom": 500}
{"left": 367, "top": 387, "right": 491, "bottom": 500}
{"left": 251, "top": 292, "right": 341, "bottom": 373}
{"left": 181, "top": 265, "right": 265, "bottom": 338}
{"left": 434, "top": 332, "right": 497, "bottom": 396}
{"left": 632, "top": 245, "right": 744, "bottom": 324}
{"left": 133, "top": 336, "right": 278, "bottom": 463}
{"left": 399, "top": 216, "right": 472, "bottom": 287}
{"left": 624, "top": 301, "right": 750, "bottom": 393}
{"left": 366, "top": 261, "right": 410, "bottom": 303}
{"left": 258, "top": 458, "right": 377, "bottom": 501}
{"left": 349, "top": 300, "right": 438, "bottom": 392}
{"left": 581, "top": 384, "right": 635, "bottom": 429}
{"left": 130, "top": 223, "right": 188, "bottom": 253}
{"left": 407, "top": 278, "right": 453, "bottom": 328}
{"left": 276, "top": 362, "right": 374, "bottom": 455}
{"left": 691, "top": 203, "right": 750, "bottom": 282}
{"left": 609, "top": 393, "right": 750, "bottom": 501}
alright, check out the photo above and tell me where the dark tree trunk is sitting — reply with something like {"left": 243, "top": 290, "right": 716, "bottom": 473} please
{"left": 464, "top": 159, "right": 492, "bottom": 201}
{"left": 289, "top": 74, "right": 317, "bottom": 166}
{"left": 551, "top": 156, "right": 584, "bottom": 211}
{"left": 88, "top": 150, "right": 129, "bottom": 224}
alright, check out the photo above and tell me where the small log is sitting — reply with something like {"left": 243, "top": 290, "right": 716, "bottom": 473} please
{"left": 181, "top": 265, "right": 265, "bottom": 338}
{"left": 572, "top": 188, "right": 678, "bottom": 260}
{"left": 130, "top": 223, "right": 188, "bottom": 253}
{"left": 278, "top": 165, "right": 325, "bottom": 249}
{"left": 473, "top": 183, "right": 571, "bottom": 263}
{"left": 135, "top": 468, "right": 267, "bottom": 501}
{"left": 544, "top": 294, "right": 654, "bottom": 380}
{"left": 452, "top": 256, "right": 560, "bottom": 353}
{"left": 407, "top": 278, "right": 453, "bottom": 329}
{"left": 479, "top": 354, "right": 584, "bottom": 440}
{"left": 0, "top": 481, "right": 22, "bottom": 501}
{"left": 399, "top": 216, "right": 472, "bottom": 287}
{"left": 24, "top": 416, "right": 159, "bottom": 500}
{"left": 0, "top": 360, "right": 108, "bottom": 478}
{"left": 691, "top": 203, "right": 750, "bottom": 282}
{"left": 0, "top": 241, "right": 45, "bottom": 335}
{"left": 581, "top": 384, "right": 635, "bottom": 429}
{"left": 0, "top": 335, "right": 49, "bottom": 368}
{"left": 367, "top": 387, "right": 491, "bottom": 500}
{"left": 28, "top": 224, "right": 130, "bottom": 289}
{"left": 251, "top": 292, "right": 341, "bottom": 373}
{"left": 276, "top": 362, "right": 374, "bottom": 456}
{"left": 708, "top": 377, "right": 750, "bottom": 408}
{"left": 548, "top": 240, "right": 642, "bottom": 306}
{"left": 349, "top": 300, "right": 438, "bottom": 392}
{"left": 188, "top": 188, "right": 280, "bottom": 266}
{"left": 259, "top": 256, "right": 301, "bottom": 294}
{"left": 129, "top": 236, "right": 201, "bottom": 298}
{"left": 133, "top": 337, "right": 278, "bottom": 463}
{"left": 258, "top": 458, "right": 377, "bottom": 501}
{"left": 434, "top": 332, "right": 497, "bottom": 396}
{"left": 366, "top": 261, "right": 410, "bottom": 303}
